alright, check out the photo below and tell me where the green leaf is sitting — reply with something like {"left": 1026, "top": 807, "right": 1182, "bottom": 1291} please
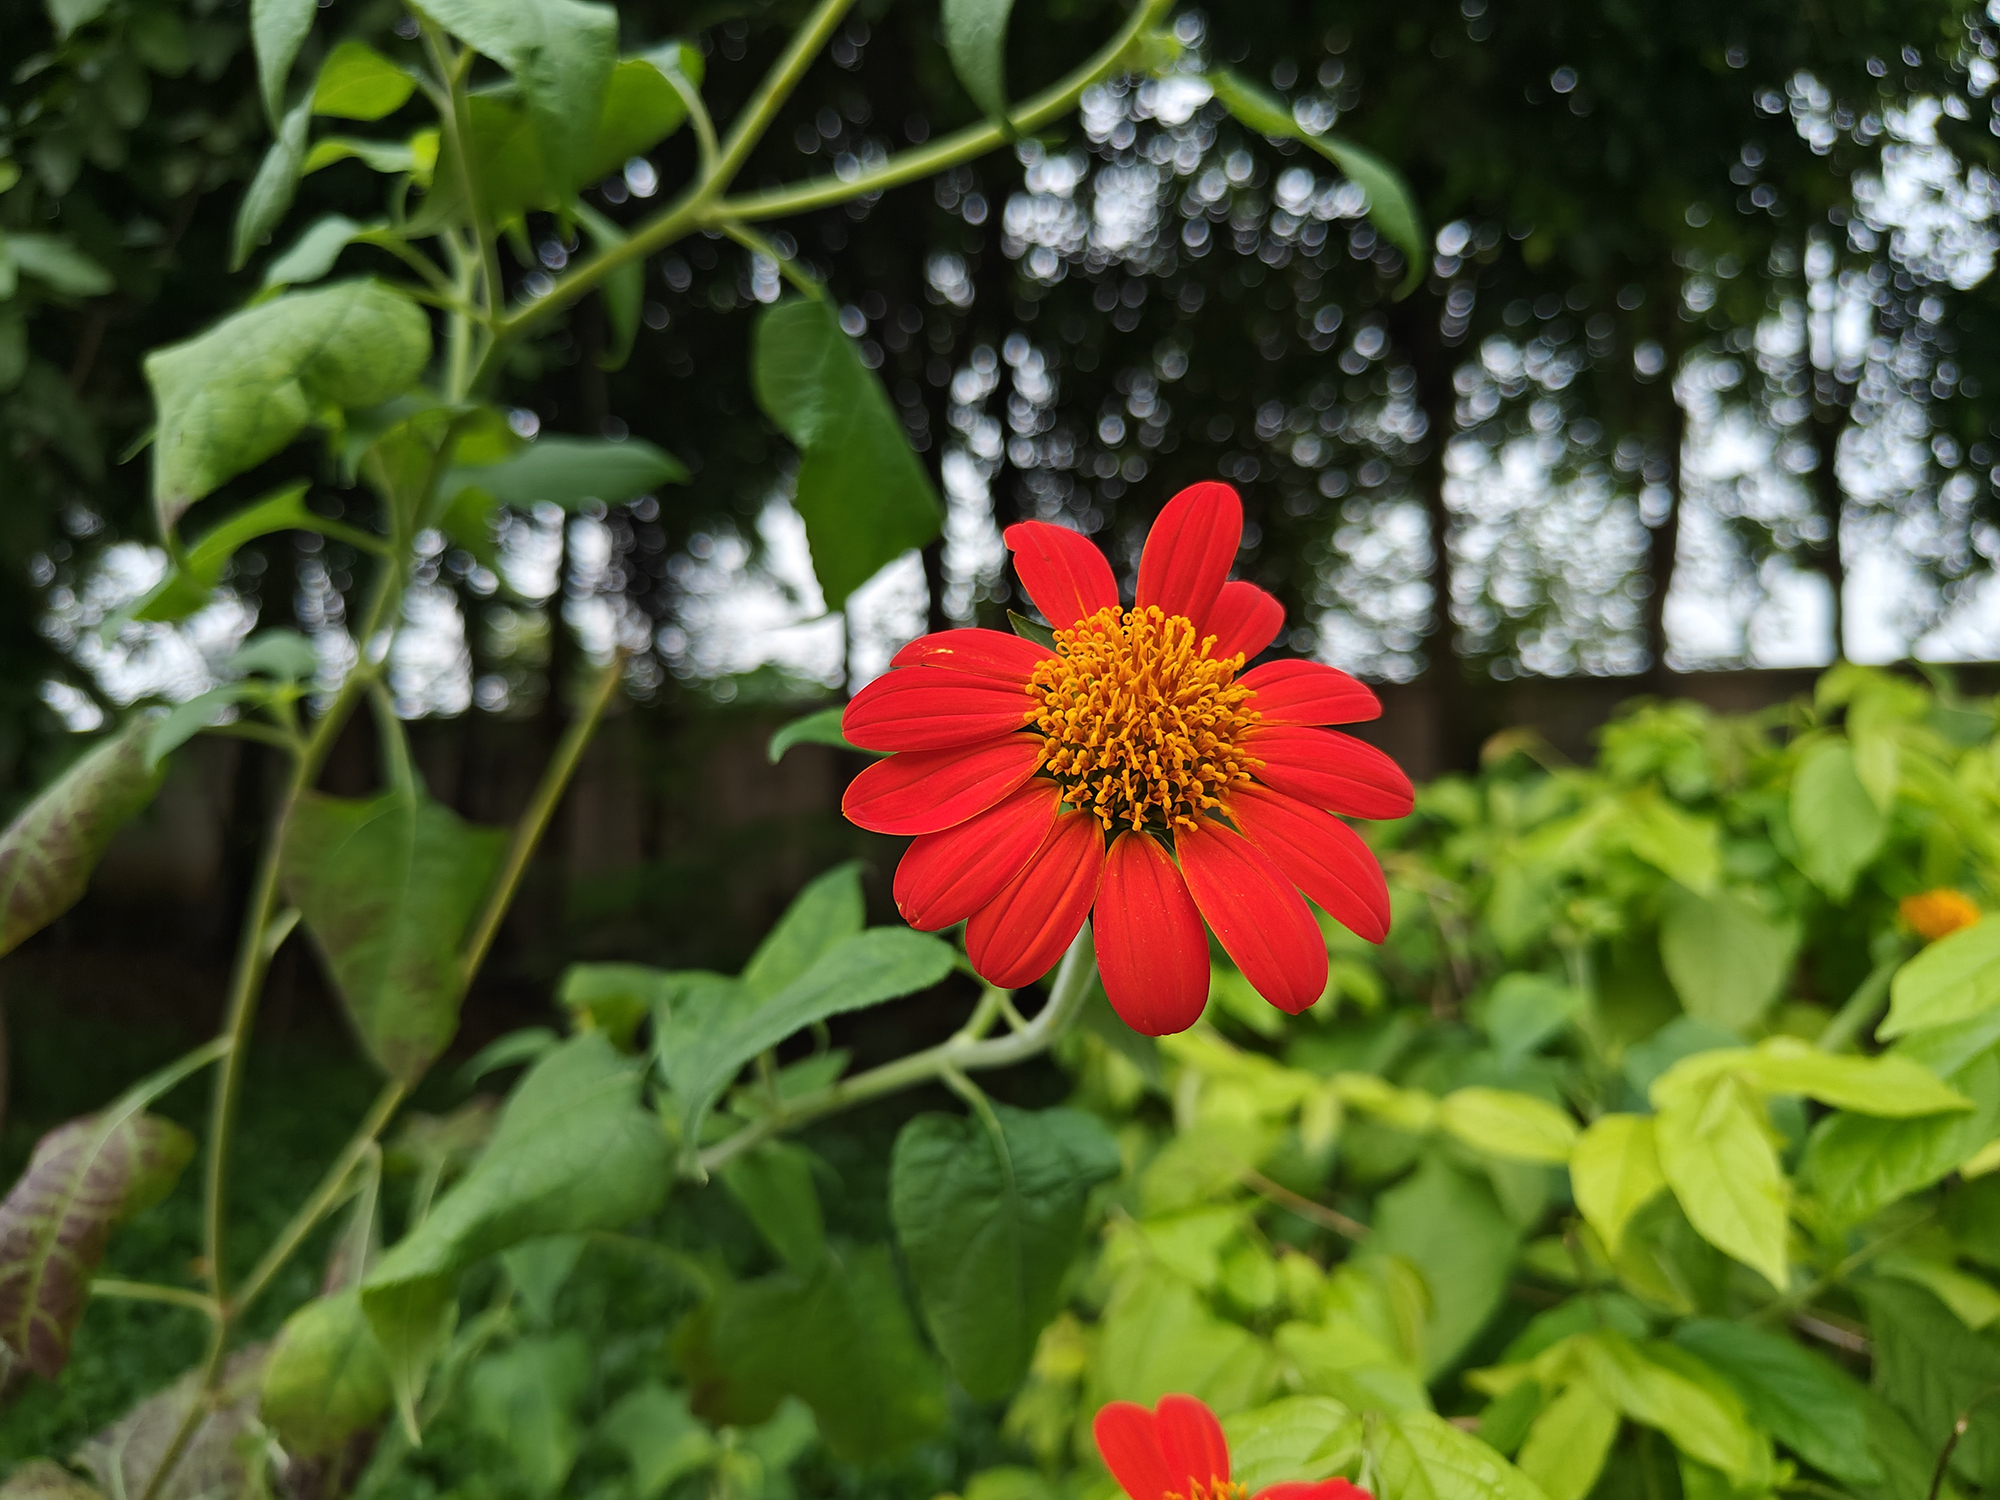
{"left": 768, "top": 705, "right": 860, "bottom": 763}
{"left": 76, "top": 1349, "right": 268, "bottom": 1500}
{"left": 1856, "top": 1277, "right": 2000, "bottom": 1488}
{"left": 1568, "top": 1114, "right": 1665, "bottom": 1257}
{"left": 1652, "top": 1071, "right": 1787, "bottom": 1290}
{"left": 1008, "top": 610, "right": 1058, "bottom": 649}
{"left": 1089, "top": 1261, "right": 1275, "bottom": 1413}
{"left": 361, "top": 1035, "right": 671, "bottom": 1432}
{"left": 259, "top": 1288, "right": 393, "bottom": 1456}
{"left": 1883, "top": 917, "right": 2000, "bottom": 1038}
{"left": 283, "top": 787, "right": 506, "bottom": 1082}
{"left": 1482, "top": 974, "right": 1585, "bottom": 1060}
{"left": 752, "top": 297, "right": 942, "bottom": 609}
{"left": 676, "top": 1245, "right": 948, "bottom": 1464}
{"left": 943, "top": 0, "right": 1014, "bottom": 122}
{"left": 250, "top": 0, "right": 315, "bottom": 121}
{"left": 45, "top": 0, "right": 110, "bottom": 37}
{"left": 146, "top": 685, "right": 258, "bottom": 768}
{"left": 147, "top": 280, "right": 431, "bottom": 530}
{"left": 1790, "top": 742, "right": 1887, "bottom": 902}
{"left": 1516, "top": 1381, "right": 1619, "bottom": 1500}
{"left": 5, "top": 235, "right": 113, "bottom": 298}
{"left": 1658, "top": 885, "right": 1799, "bottom": 1033}
{"left": 467, "top": 1333, "right": 592, "bottom": 1496}
{"left": 233, "top": 95, "right": 312, "bottom": 271}
{"left": 1222, "top": 1396, "right": 1364, "bottom": 1494}
{"left": 416, "top": 0, "right": 617, "bottom": 195}
{"left": 1570, "top": 1333, "right": 1770, "bottom": 1485}
{"left": 442, "top": 435, "right": 685, "bottom": 511}
{"left": 1735, "top": 1036, "right": 1969, "bottom": 1116}
{"left": 742, "top": 863, "right": 864, "bottom": 997}
{"left": 558, "top": 964, "right": 662, "bottom": 1048}
{"left": 1670, "top": 1318, "right": 1880, "bottom": 1485}
{"left": 460, "top": 1027, "right": 559, "bottom": 1086}
{"left": 600, "top": 1382, "right": 718, "bottom": 1500}
{"left": 500, "top": 1234, "right": 586, "bottom": 1325}
{"left": 1802, "top": 1050, "right": 2000, "bottom": 1225}
{"left": 1872, "top": 1251, "right": 2000, "bottom": 1331}
{"left": 302, "top": 132, "right": 439, "bottom": 179}
{"left": 0, "top": 721, "right": 163, "bottom": 958}
{"left": 659, "top": 928, "right": 956, "bottom": 1155}
{"left": 0, "top": 1462, "right": 102, "bottom": 1500}
{"left": 263, "top": 214, "right": 366, "bottom": 290}
{"left": 890, "top": 1105, "right": 1120, "bottom": 1399}
{"left": 574, "top": 202, "right": 640, "bottom": 371}
{"left": 314, "top": 40, "right": 414, "bottom": 120}
{"left": 1437, "top": 1088, "right": 1578, "bottom": 1164}
{"left": 0, "top": 1108, "right": 193, "bottom": 1378}
{"left": 1371, "top": 1153, "right": 1520, "bottom": 1375}
{"left": 1371, "top": 1409, "right": 1554, "bottom": 1500}
{"left": 722, "top": 1143, "right": 826, "bottom": 1273}
{"left": 229, "top": 629, "right": 320, "bottom": 682}
{"left": 134, "top": 483, "right": 336, "bottom": 626}
{"left": 1206, "top": 68, "right": 1426, "bottom": 294}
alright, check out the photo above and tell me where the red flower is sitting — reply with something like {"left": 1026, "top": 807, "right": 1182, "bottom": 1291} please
{"left": 840, "top": 481, "right": 1410, "bottom": 1036}
{"left": 1093, "top": 1393, "right": 1374, "bottom": 1500}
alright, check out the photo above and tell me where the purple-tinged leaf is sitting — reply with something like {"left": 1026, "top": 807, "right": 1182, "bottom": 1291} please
{"left": 0, "top": 1461, "right": 104, "bottom": 1500}
{"left": 75, "top": 1347, "right": 267, "bottom": 1500}
{"left": 0, "top": 1110, "right": 195, "bottom": 1379}
{"left": 0, "top": 720, "right": 163, "bottom": 957}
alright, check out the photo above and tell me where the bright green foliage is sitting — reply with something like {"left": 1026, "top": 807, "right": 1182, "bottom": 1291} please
{"left": 258, "top": 1289, "right": 393, "bottom": 1456}
{"left": 312, "top": 42, "right": 414, "bottom": 121}
{"left": 752, "top": 297, "right": 943, "bottom": 608}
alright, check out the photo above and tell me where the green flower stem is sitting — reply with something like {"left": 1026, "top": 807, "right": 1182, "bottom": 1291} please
{"left": 89, "top": 1280, "right": 220, "bottom": 1316}
{"left": 708, "top": 0, "right": 860, "bottom": 191}
{"left": 1817, "top": 949, "right": 1903, "bottom": 1053}
{"left": 697, "top": 923, "right": 1099, "bottom": 1177}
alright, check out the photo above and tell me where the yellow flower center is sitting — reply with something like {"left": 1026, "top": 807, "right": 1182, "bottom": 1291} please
{"left": 1166, "top": 1483, "right": 1248, "bottom": 1500}
{"left": 1029, "top": 604, "right": 1262, "bottom": 833}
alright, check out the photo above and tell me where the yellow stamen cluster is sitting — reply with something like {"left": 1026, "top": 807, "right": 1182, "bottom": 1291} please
{"left": 1029, "top": 604, "right": 1262, "bottom": 833}
{"left": 1166, "top": 1482, "right": 1248, "bottom": 1500}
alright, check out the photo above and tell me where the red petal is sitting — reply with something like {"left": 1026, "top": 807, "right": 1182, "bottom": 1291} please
{"left": 1255, "top": 1484, "right": 1374, "bottom": 1500}
{"left": 895, "top": 780, "right": 1062, "bottom": 929}
{"left": 891, "top": 627, "right": 1052, "bottom": 681}
{"left": 1155, "top": 1395, "right": 1232, "bottom": 1494}
{"left": 1205, "top": 580, "right": 1285, "bottom": 662}
{"left": 1004, "top": 521, "right": 1118, "bottom": 631}
{"left": 1242, "top": 659, "right": 1380, "bottom": 726}
{"left": 1247, "top": 726, "right": 1415, "bottom": 820}
{"left": 1136, "top": 482, "right": 1241, "bottom": 629}
{"left": 1176, "top": 817, "right": 1328, "bottom": 1014}
{"left": 1093, "top": 1402, "right": 1172, "bottom": 1500}
{"left": 1093, "top": 834, "right": 1212, "bottom": 1036}
{"left": 965, "top": 810, "right": 1105, "bottom": 988}
{"left": 842, "top": 738, "right": 1044, "bottom": 835}
{"left": 842, "top": 667, "right": 1035, "bottom": 752}
{"left": 1226, "top": 783, "right": 1390, "bottom": 942}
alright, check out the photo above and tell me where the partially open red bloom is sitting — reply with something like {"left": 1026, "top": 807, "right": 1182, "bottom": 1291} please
{"left": 1093, "top": 1393, "right": 1374, "bottom": 1500}
{"left": 841, "top": 481, "right": 1410, "bottom": 1035}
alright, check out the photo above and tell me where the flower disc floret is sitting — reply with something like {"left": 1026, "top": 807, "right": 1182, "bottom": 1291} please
{"left": 1030, "top": 603, "right": 1263, "bottom": 834}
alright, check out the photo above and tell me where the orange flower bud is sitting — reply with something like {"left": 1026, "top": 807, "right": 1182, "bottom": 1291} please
{"left": 1900, "top": 889, "right": 1981, "bottom": 942}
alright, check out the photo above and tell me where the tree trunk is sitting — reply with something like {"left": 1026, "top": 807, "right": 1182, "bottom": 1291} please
{"left": 1643, "top": 390, "right": 1688, "bottom": 689}
{"left": 1806, "top": 395, "right": 1848, "bottom": 661}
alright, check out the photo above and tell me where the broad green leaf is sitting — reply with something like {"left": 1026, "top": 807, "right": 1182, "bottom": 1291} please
{"left": 0, "top": 1462, "right": 102, "bottom": 1500}
{"left": 76, "top": 1348, "right": 267, "bottom": 1500}
{"left": 1088, "top": 1261, "right": 1276, "bottom": 1413}
{"left": 1653, "top": 1071, "right": 1787, "bottom": 1290}
{"left": 1437, "top": 1088, "right": 1578, "bottom": 1164}
{"left": 0, "top": 1109, "right": 193, "bottom": 1377}
{"left": 600, "top": 1382, "right": 717, "bottom": 1500}
{"left": 1617, "top": 792, "right": 1722, "bottom": 895}
{"left": 5, "top": 235, "right": 114, "bottom": 298}
{"left": 1371, "top": 1154, "right": 1519, "bottom": 1375}
{"left": 147, "top": 687, "right": 260, "bottom": 767}
{"left": 768, "top": 705, "right": 860, "bottom": 762}
{"left": 134, "top": 482, "right": 325, "bottom": 624}
{"left": 0, "top": 720, "right": 163, "bottom": 958}
{"left": 361, "top": 1035, "right": 671, "bottom": 1432}
{"left": 415, "top": 0, "right": 617, "bottom": 194}
{"left": 676, "top": 1245, "right": 947, "bottom": 1465}
{"left": 1872, "top": 1251, "right": 2000, "bottom": 1330}
{"left": 45, "top": 0, "right": 110, "bottom": 37}
{"left": 1802, "top": 1050, "right": 2000, "bottom": 1225}
{"left": 1790, "top": 742, "right": 1887, "bottom": 902}
{"left": 1568, "top": 1114, "right": 1665, "bottom": 1257}
{"left": 722, "top": 1143, "right": 826, "bottom": 1273}
{"left": 1882, "top": 917, "right": 2000, "bottom": 1038}
{"left": 263, "top": 214, "right": 365, "bottom": 289}
{"left": 752, "top": 297, "right": 942, "bottom": 609}
{"left": 500, "top": 1234, "right": 586, "bottom": 1325}
{"left": 659, "top": 928, "right": 956, "bottom": 1153}
{"left": 943, "top": 0, "right": 1014, "bottom": 122}
{"left": 232, "top": 95, "right": 312, "bottom": 270}
{"left": 1207, "top": 68, "right": 1426, "bottom": 294}
{"left": 1856, "top": 1277, "right": 2000, "bottom": 1487}
{"left": 890, "top": 1105, "right": 1121, "bottom": 1398}
{"left": 460, "top": 1027, "right": 559, "bottom": 1085}
{"left": 1273, "top": 1315, "right": 1431, "bottom": 1415}
{"left": 1482, "top": 974, "right": 1585, "bottom": 1060}
{"left": 282, "top": 788, "right": 506, "bottom": 1082}
{"left": 259, "top": 1288, "right": 392, "bottom": 1456}
{"left": 558, "top": 963, "right": 663, "bottom": 1048}
{"left": 1009, "top": 610, "right": 1058, "bottom": 649}
{"left": 313, "top": 40, "right": 414, "bottom": 120}
{"left": 1371, "top": 1409, "right": 1553, "bottom": 1500}
{"left": 742, "top": 863, "right": 864, "bottom": 997}
{"left": 251, "top": 0, "right": 315, "bottom": 120}
{"left": 1571, "top": 1333, "right": 1770, "bottom": 1485}
{"left": 1671, "top": 1318, "right": 1880, "bottom": 1485}
{"left": 574, "top": 202, "right": 640, "bottom": 371}
{"left": 1735, "top": 1036, "right": 1969, "bottom": 1116}
{"left": 228, "top": 629, "right": 319, "bottom": 681}
{"left": 302, "top": 132, "right": 440, "bottom": 179}
{"left": 442, "top": 435, "right": 685, "bottom": 511}
{"left": 1658, "top": 885, "right": 1799, "bottom": 1032}
{"left": 1516, "top": 1381, "right": 1619, "bottom": 1500}
{"left": 147, "top": 280, "right": 431, "bottom": 529}
{"left": 1222, "top": 1396, "right": 1363, "bottom": 1494}
{"left": 467, "top": 1333, "right": 591, "bottom": 1497}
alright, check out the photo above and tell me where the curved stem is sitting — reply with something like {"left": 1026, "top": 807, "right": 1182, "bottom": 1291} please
{"left": 718, "top": 221, "right": 826, "bottom": 300}
{"left": 708, "top": 0, "right": 859, "bottom": 192}
{"left": 698, "top": 924, "right": 1098, "bottom": 1176}
{"left": 91, "top": 1280, "right": 220, "bottom": 1317}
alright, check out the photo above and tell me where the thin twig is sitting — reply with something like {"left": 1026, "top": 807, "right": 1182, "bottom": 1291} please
{"left": 1242, "top": 1166, "right": 1370, "bottom": 1242}
{"left": 91, "top": 1281, "right": 220, "bottom": 1317}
